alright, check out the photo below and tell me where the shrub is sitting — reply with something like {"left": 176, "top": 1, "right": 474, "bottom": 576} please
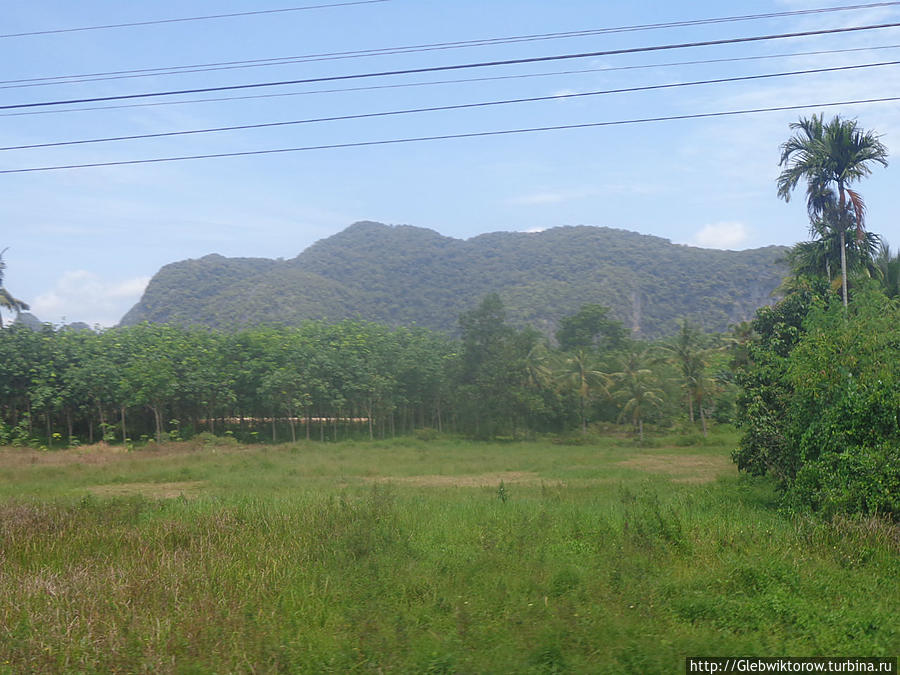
{"left": 786, "top": 445, "right": 900, "bottom": 520}
{"left": 735, "top": 287, "right": 900, "bottom": 520}
{"left": 196, "top": 432, "right": 239, "bottom": 449}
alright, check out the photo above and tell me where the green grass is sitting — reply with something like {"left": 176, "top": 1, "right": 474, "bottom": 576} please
{"left": 1, "top": 429, "right": 897, "bottom": 673}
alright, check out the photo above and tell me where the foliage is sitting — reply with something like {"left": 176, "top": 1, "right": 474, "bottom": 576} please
{"left": 555, "top": 303, "right": 625, "bottom": 351}
{"left": 777, "top": 114, "right": 888, "bottom": 306}
{"left": 457, "top": 294, "right": 548, "bottom": 438}
{"left": 0, "top": 293, "right": 750, "bottom": 446}
{"left": 609, "top": 346, "right": 664, "bottom": 440}
{"left": 733, "top": 278, "right": 832, "bottom": 480}
{"left": 121, "top": 222, "right": 788, "bottom": 338}
{"left": 734, "top": 284, "right": 900, "bottom": 519}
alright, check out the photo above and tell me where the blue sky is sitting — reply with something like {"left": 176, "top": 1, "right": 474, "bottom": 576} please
{"left": 2, "top": 0, "right": 899, "bottom": 326}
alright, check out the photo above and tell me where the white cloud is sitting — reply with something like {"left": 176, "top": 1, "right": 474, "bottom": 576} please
{"left": 524, "top": 226, "right": 546, "bottom": 233}
{"left": 30, "top": 271, "right": 150, "bottom": 328}
{"left": 690, "top": 222, "right": 752, "bottom": 250}
{"left": 511, "top": 191, "right": 573, "bottom": 205}
{"left": 509, "top": 187, "right": 601, "bottom": 206}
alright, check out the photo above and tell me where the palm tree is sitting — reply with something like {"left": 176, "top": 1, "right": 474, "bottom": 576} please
{"left": 787, "top": 207, "right": 881, "bottom": 286}
{"left": 557, "top": 348, "right": 608, "bottom": 434}
{"left": 658, "top": 320, "right": 706, "bottom": 425}
{"left": 875, "top": 242, "right": 900, "bottom": 298}
{"left": 609, "top": 347, "right": 664, "bottom": 442}
{"left": 777, "top": 114, "right": 888, "bottom": 307}
{"left": 523, "top": 342, "right": 553, "bottom": 391}
{"left": 0, "top": 248, "right": 29, "bottom": 329}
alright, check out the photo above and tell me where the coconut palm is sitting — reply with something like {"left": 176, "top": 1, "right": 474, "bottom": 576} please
{"left": 609, "top": 347, "right": 664, "bottom": 442}
{"left": 523, "top": 341, "right": 553, "bottom": 391}
{"left": 777, "top": 114, "right": 888, "bottom": 307}
{"left": 658, "top": 320, "right": 706, "bottom": 425}
{"left": 0, "top": 248, "right": 29, "bottom": 329}
{"left": 557, "top": 348, "right": 608, "bottom": 435}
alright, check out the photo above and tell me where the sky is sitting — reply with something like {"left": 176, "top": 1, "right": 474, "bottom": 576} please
{"left": 1, "top": 0, "right": 900, "bottom": 327}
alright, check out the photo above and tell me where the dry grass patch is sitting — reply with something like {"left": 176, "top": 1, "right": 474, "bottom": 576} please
{"left": 85, "top": 481, "right": 206, "bottom": 499}
{"left": 369, "top": 470, "right": 540, "bottom": 487}
{"left": 0, "top": 443, "right": 135, "bottom": 468}
{"left": 617, "top": 453, "right": 734, "bottom": 483}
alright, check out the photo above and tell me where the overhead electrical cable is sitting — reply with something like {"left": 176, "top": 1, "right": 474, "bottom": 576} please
{"left": 2, "top": 95, "right": 898, "bottom": 174}
{"left": 0, "top": 1, "right": 390, "bottom": 39}
{"left": 4, "top": 1, "right": 900, "bottom": 88}
{"left": 4, "top": 60, "right": 897, "bottom": 152}
{"left": 3, "top": 21, "right": 900, "bottom": 111}
{"left": 5, "top": 43, "right": 900, "bottom": 118}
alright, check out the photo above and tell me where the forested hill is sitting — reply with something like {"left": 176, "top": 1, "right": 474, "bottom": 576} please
{"left": 120, "top": 221, "right": 788, "bottom": 337}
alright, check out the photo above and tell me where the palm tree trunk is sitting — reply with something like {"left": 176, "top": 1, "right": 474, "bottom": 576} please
{"left": 581, "top": 395, "right": 587, "bottom": 435}
{"left": 838, "top": 185, "right": 849, "bottom": 308}
{"left": 840, "top": 228, "right": 849, "bottom": 308}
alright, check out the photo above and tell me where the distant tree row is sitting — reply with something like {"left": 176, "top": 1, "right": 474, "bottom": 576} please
{"left": 0, "top": 298, "right": 741, "bottom": 448}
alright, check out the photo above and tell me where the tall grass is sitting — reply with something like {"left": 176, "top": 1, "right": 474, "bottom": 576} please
{"left": 0, "top": 432, "right": 897, "bottom": 673}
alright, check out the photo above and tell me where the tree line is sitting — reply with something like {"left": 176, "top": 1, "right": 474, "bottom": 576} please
{"left": 0, "top": 298, "right": 738, "bottom": 448}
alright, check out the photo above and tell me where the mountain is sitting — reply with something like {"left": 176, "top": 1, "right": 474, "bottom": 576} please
{"left": 12, "top": 312, "right": 44, "bottom": 331}
{"left": 9, "top": 313, "right": 94, "bottom": 332}
{"left": 120, "top": 222, "right": 788, "bottom": 337}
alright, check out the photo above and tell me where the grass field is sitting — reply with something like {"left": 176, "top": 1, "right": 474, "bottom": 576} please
{"left": 1, "top": 429, "right": 897, "bottom": 673}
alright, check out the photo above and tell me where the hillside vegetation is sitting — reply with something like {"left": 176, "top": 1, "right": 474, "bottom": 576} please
{"left": 121, "top": 222, "right": 787, "bottom": 337}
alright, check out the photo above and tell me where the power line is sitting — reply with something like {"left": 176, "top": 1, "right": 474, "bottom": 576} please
{"left": 3, "top": 95, "right": 897, "bottom": 174}
{"left": 4, "top": 60, "right": 898, "bottom": 152}
{"left": 4, "top": 21, "right": 900, "bottom": 111}
{"left": 5, "top": 43, "right": 900, "bottom": 119}
{"left": 4, "top": 1, "right": 900, "bottom": 88}
{"left": 0, "top": 1, "right": 390, "bottom": 39}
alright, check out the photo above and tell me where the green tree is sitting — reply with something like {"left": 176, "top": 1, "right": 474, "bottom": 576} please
{"left": 556, "top": 348, "right": 608, "bottom": 434}
{"left": 787, "top": 212, "right": 880, "bottom": 288}
{"left": 732, "top": 278, "right": 832, "bottom": 479}
{"left": 555, "top": 304, "right": 625, "bottom": 352}
{"left": 874, "top": 242, "right": 900, "bottom": 298}
{"left": 659, "top": 320, "right": 710, "bottom": 431}
{"left": 777, "top": 114, "right": 888, "bottom": 307}
{"left": 457, "top": 294, "right": 536, "bottom": 438}
{"left": 609, "top": 347, "right": 664, "bottom": 441}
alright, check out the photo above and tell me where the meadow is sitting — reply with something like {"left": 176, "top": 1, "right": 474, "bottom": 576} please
{"left": 0, "top": 429, "right": 897, "bottom": 674}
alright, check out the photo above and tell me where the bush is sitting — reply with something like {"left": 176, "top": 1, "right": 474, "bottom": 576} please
{"left": 786, "top": 445, "right": 900, "bottom": 520}
{"left": 413, "top": 427, "right": 440, "bottom": 442}
{"left": 735, "top": 287, "right": 900, "bottom": 520}
{"left": 196, "top": 432, "right": 239, "bottom": 449}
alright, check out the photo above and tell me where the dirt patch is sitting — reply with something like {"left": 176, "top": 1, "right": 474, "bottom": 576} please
{"left": 0, "top": 443, "right": 134, "bottom": 468}
{"left": 369, "top": 471, "right": 540, "bottom": 488}
{"left": 86, "top": 481, "right": 206, "bottom": 499}
{"left": 617, "top": 454, "right": 733, "bottom": 483}
{"left": 0, "top": 444, "right": 165, "bottom": 468}
{"left": 0, "top": 441, "right": 239, "bottom": 468}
